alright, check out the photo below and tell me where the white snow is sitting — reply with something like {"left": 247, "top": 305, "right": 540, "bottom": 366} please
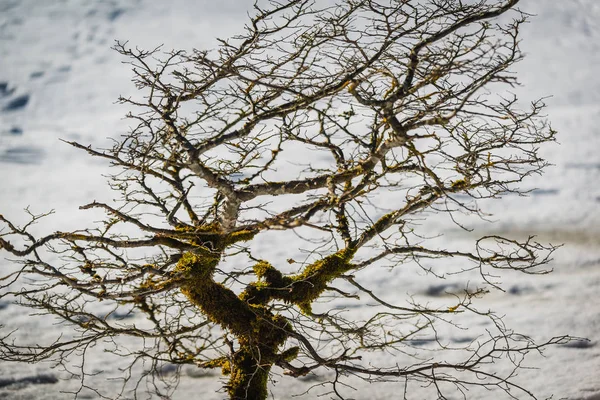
{"left": 1, "top": 1, "right": 599, "bottom": 399}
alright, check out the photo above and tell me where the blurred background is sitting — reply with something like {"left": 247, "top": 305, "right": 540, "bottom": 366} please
{"left": 1, "top": 1, "right": 599, "bottom": 399}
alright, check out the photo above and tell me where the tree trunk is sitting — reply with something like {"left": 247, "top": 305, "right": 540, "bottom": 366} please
{"left": 227, "top": 347, "right": 272, "bottom": 400}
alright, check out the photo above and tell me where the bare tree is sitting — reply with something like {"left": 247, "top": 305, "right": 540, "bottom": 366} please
{"left": 0, "top": 1, "right": 572, "bottom": 399}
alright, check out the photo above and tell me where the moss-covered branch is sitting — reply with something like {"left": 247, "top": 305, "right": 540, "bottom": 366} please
{"left": 242, "top": 248, "right": 356, "bottom": 314}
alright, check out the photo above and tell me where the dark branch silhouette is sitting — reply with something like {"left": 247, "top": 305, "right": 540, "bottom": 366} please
{"left": 0, "top": 1, "right": 573, "bottom": 399}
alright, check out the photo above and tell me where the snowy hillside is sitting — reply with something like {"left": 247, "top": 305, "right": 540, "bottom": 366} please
{"left": 1, "top": 1, "right": 599, "bottom": 399}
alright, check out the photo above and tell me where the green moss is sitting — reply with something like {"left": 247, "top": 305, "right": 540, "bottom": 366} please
{"left": 450, "top": 178, "right": 469, "bottom": 189}
{"left": 252, "top": 261, "right": 273, "bottom": 279}
{"left": 241, "top": 249, "right": 356, "bottom": 314}
{"left": 226, "top": 311, "right": 288, "bottom": 397}
{"left": 222, "top": 360, "right": 231, "bottom": 375}
{"left": 287, "top": 248, "right": 356, "bottom": 308}
{"left": 255, "top": 312, "right": 290, "bottom": 348}
{"left": 182, "top": 281, "right": 255, "bottom": 338}
{"left": 217, "top": 310, "right": 289, "bottom": 399}
{"left": 174, "top": 232, "right": 291, "bottom": 400}
{"left": 297, "top": 301, "right": 312, "bottom": 314}
{"left": 139, "top": 275, "right": 169, "bottom": 291}
{"left": 226, "top": 348, "right": 270, "bottom": 400}
{"left": 175, "top": 250, "right": 219, "bottom": 278}
{"left": 241, "top": 261, "right": 294, "bottom": 305}
{"left": 174, "top": 222, "right": 221, "bottom": 248}
{"left": 204, "top": 357, "right": 231, "bottom": 374}
{"left": 176, "top": 251, "right": 256, "bottom": 338}
{"left": 239, "top": 283, "right": 270, "bottom": 305}
{"left": 252, "top": 261, "right": 291, "bottom": 286}
{"left": 294, "top": 248, "right": 354, "bottom": 283}
{"left": 221, "top": 310, "right": 290, "bottom": 399}
{"left": 174, "top": 223, "right": 257, "bottom": 250}
{"left": 224, "top": 229, "right": 257, "bottom": 246}
{"left": 279, "top": 346, "right": 299, "bottom": 362}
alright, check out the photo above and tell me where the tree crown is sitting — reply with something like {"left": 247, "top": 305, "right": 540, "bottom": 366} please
{"left": 0, "top": 1, "right": 571, "bottom": 399}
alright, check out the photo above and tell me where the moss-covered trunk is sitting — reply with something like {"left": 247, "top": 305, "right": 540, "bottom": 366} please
{"left": 176, "top": 248, "right": 289, "bottom": 400}
{"left": 173, "top": 229, "right": 353, "bottom": 399}
{"left": 226, "top": 347, "right": 272, "bottom": 400}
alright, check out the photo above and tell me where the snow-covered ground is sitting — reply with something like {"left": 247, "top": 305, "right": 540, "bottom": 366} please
{"left": 1, "top": 1, "right": 599, "bottom": 399}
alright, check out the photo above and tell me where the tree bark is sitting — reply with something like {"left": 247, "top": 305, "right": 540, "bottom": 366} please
{"left": 226, "top": 347, "right": 271, "bottom": 400}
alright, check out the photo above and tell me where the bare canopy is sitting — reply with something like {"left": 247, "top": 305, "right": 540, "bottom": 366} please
{"left": 0, "top": 1, "right": 571, "bottom": 399}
